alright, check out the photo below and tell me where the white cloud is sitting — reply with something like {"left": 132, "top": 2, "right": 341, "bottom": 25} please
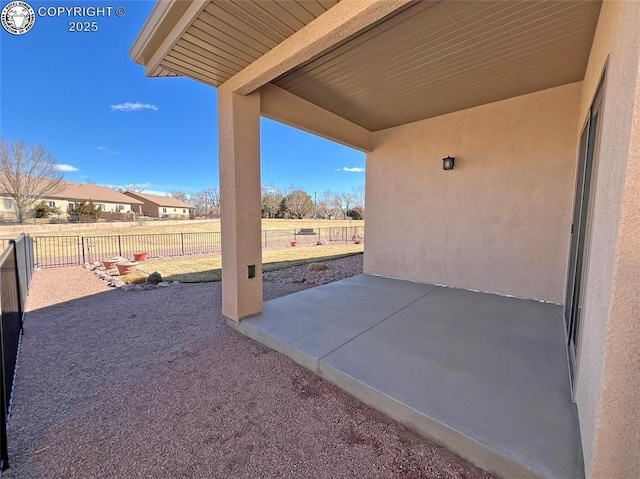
{"left": 110, "top": 102, "right": 159, "bottom": 112}
{"left": 143, "top": 190, "right": 170, "bottom": 196}
{"left": 57, "top": 164, "right": 79, "bottom": 172}
{"left": 112, "top": 151, "right": 119, "bottom": 155}
{"left": 337, "top": 167, "right": 365, "bottom": 173}
{"left": 97, "top": 146, "right": 107, "bottom": 150}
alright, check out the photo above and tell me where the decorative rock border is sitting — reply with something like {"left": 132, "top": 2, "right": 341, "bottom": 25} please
{"left": 83, "top": 262, "right": 181, "bottom": 291}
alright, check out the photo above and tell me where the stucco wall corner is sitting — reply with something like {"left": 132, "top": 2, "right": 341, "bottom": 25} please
{"left": 364, "top": 83, "right": 581, "bottom": 303}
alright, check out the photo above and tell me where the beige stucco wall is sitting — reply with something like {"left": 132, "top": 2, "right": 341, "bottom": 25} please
{"left": 219, "top": 89, "right": 263, "bottom": 320}
{"left": 135, "top": 202, "right": 190, "bottom": 218}
{"left": 157, "top": 206, "right": 190, "bottom": 218}
{"left": 364, "top": 82, "right": 581, "bottom": 303}
{"left": 260, "top": 83, "right": 372, "bottom": 152}
{"left": 0, "top": 197, "right": 136, "bottom": 216}
{"left": 571, "top": 1, "right": 640, "bottom": 477}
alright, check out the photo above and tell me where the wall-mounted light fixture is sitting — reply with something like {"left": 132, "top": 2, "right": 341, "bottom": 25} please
{"left": 442, "top": 156, "right": 455, "bottom": 170}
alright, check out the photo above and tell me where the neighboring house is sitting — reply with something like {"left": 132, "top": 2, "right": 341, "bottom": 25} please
{"left": 131, "top": 1, "right": 639, "bottom": 478}
{"left": 123, "top": 191, "right": 194, "bottom": 219}
{"left": 0, "top": 180, "right": 143, "bottom": 221}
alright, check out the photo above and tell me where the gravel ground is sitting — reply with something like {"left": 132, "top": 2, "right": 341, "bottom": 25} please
{"left": 5, "top": 260, "right": 496, "bottom": 479}
{"left": 263, "top": 254, "right": 364, "bottom": 286}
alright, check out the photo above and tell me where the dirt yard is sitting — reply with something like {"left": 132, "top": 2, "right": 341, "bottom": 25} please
{"left": 6, "top": 262, "right": 496, "bottom": 479}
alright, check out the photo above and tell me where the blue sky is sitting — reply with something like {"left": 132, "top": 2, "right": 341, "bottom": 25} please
{"left": 0, "top": 0, "right": 365, "bottom": 196}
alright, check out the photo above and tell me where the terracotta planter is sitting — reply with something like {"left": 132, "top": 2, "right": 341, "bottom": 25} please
{"left": 103, "top": 258, "right": 124, "bottom": 269}
{"left": 133, "top": 252, "right": 148, "bottom": 262}
{"left": 290, "top": 241, "right": 298, "bottom": 247}
{"left": 116, "top": 262, "right": 139, "bottom": 275}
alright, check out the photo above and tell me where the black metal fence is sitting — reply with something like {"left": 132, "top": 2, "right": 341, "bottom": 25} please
{"left": 30, "top": 227, "right": 364, "bottom": 268}
{"left": 0, "top": 234, "right": 35, "bottom": 470}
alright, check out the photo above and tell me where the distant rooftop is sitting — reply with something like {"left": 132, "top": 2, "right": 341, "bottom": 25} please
{"left": 0, "top": 178, "right": 144, "bottom": 205}
{"left": 124, "top": 191, "right": 194, "bottom": 209}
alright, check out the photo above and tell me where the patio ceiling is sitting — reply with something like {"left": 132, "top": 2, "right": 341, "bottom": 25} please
{"left": 132, "top": 0, "right": 602, "bottom": 131}
{"left": 274, "top": 0, "right": 602, "bottom": 130}
{"left": 131, "top": 0, "right": 340, "bottom": 84}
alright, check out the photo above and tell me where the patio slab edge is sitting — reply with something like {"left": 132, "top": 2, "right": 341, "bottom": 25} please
{"left": 227, "top": 315, "right": 543, "bottom": 479}
{"left": 226, "top": 317, "right": 320, "bottom": 373}
{"left": 317, "top": 360, "right": 543, "bottom": 479}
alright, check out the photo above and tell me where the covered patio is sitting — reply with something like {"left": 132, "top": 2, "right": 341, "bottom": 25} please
{"left": 131, "top": 1, "right": 640, "bottom": 478}
{"left": 229, "top": 275, "right": 582, "bottom": 479}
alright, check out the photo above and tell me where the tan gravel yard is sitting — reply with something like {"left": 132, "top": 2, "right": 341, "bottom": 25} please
{"left": 5, "top": 259, "right": 496, "bottom": 479}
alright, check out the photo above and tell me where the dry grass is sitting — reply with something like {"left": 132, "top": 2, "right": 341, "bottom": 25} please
{"left": 121, "top": 272, "right": 148, "bottom": 284}
{"left": 29, "top": 219, "right": 364, "bottom": 262}
{"left": 132, "top": 243, "right": 364, "bottom": 283}
{"left": 34, "top": 218, "right": 364, "bottom": 237}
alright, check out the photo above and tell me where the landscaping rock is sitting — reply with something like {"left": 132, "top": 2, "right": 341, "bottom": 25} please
{"left": 171, "top": 281, "right": 180, "bottom": 285}
{"left": 308, "top": 262, "right": 329, "bottom": 272}
{"left": 113, "top": 280, "right": 125, "bottom": 288}
{"left": 132, "top": 285, "right": 143, "bottom": 292}
{"left": 146, "top": 271, "right": 163, "bottom": 285}
{"left": 317, "top": 239, "right": 328, "bottom": 245}
{"left": 142, "top": 284, "right": 156, "bottom": 291}
{"left": 157, "top": 282, "right": 170, "bottom": 288}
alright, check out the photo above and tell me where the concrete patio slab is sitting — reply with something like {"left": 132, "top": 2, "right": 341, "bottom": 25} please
{"left": 317, "top": 274, "right": 437, "bottom": 309}
{"left": 228, "top": 275, "right": 583, "bottom": 479}
{"left": 229, "top": 277, "right": 435, "bottom": 370}
{"left": 320, "top": 286, "right": 582, "bottom": 479}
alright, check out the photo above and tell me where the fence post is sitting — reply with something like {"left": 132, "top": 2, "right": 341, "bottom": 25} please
{"left": 181, "top": 233, "right": 185, "bottom": 256}
{"left": 118, "top": 236, "right": 122, "bottom": 257}
{"left": 0, "top": 268, "right": 8, "bottom": 471}
{"left": 10, "top": 241, "right": 23, "bottom": 331}
{"left": 81, "top": 236, "right": 86, "bottom": 264}
{"left": 23, "top": 236, "right": 28, "bottom": 287}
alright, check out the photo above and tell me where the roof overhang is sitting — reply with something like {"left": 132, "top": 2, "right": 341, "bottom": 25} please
{"left": 132, "top": 0, "right": 602, "bottom": 132}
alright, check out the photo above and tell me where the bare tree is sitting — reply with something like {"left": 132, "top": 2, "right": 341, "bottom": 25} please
{"left": 285, "top": 189, "right": 313, "bottom": 219}
{"left": 127, "top": 184, "right": 146, "bottom": 193}
{"left": 204, "top": 188, "right": 220, "bottom": 216}
{"left": 189, "top": 188, "right": 220, "bottom": 217}
{"left": 315, "top": 190, "right": 334, "bottom": 219}
{"left": 340, "top": 191, "right": 356, "bottom": 219}
{"left": 352, "top": 185, "right": 365, "bottom": 206}
{"left": 169, "top": 190, "right": 189, "bottom": 203}
{"left": 190, "top": 191, "right": 207, "bottom": 216}
{"left": 328, "top": 192, "right": 343, "bottom": 219}
{"left": 0, "top": 138, "right": 64, "bottom": 223}
{"left": 352, "top": 185, "right": 365, "bottom": 219}
{"left": 261, "top": 184, "right": 283, "bottom": 218}
{"left": 315, "top": 194, "right": 330, "bottom": 219}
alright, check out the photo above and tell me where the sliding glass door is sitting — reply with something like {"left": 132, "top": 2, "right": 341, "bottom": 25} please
{"left": 565, "top": 79, "right": 604, "bottom": 386}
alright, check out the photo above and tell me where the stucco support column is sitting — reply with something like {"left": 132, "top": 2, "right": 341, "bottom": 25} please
{"left": 218, "top": 88, "right": 262, "bottom": 321}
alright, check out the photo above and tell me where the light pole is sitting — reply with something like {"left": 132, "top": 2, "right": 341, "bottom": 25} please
{"left": 314, "top": 192, "right": 317, "bottom": 219}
